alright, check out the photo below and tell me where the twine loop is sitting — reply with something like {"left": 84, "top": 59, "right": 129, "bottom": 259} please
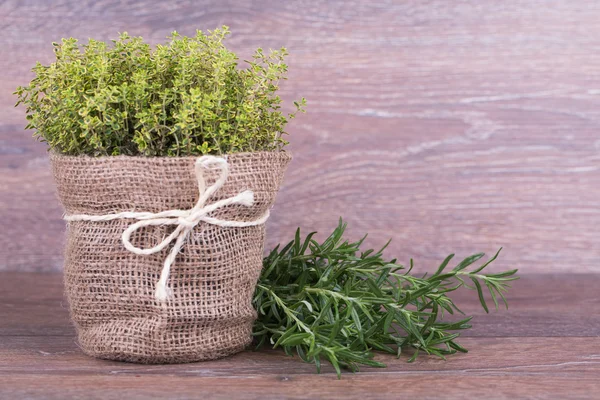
{"left": 64, "top": 155, "right": 269, "bottom": 302}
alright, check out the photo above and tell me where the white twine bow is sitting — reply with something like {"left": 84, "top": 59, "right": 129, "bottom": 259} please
{"left": 64, "top": 155, "right": 269, "bottom": 302}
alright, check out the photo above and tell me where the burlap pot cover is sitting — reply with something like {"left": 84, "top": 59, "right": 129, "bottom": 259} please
{"left": 51, "top": 151, "right": 291, "bottom": 364}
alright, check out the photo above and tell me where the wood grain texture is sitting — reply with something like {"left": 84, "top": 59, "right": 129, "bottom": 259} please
{"left": 2, "top": 338, "right": 600, "bottom": 400}
{"left": 3, "top": 273, "right": 599, "bottom": 338}
{"left": 1, "top": 272, "right": 599, "bottom": 399}
{"left": 1, "top": 0, "right": 600, "bottom": 272}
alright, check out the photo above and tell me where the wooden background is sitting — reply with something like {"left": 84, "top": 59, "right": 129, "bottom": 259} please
{"left": 1, "top": 0, "right": 599, "bottom": 273}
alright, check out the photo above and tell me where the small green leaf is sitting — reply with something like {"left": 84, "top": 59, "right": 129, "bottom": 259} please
{"left": 454, "top": 253, "right": 485, "bottom": 271}
{"left": 432, "top": 254, "right": 454, "bottom": 277}
{"left": 471, "top": 278, "right": 489, "bottom": 313}
{"left": 281, "top": 333, "right": 311, "bottom": 346}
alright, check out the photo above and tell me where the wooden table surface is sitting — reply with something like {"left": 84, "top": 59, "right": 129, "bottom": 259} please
{"left": 1, "top": 272, "right": 599, "bottom": 399}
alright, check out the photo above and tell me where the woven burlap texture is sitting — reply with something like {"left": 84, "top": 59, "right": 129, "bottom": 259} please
{"left": 51, "top": 151, "right": 291, "bottom": 364}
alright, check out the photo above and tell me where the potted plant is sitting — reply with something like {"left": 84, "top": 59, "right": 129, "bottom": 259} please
{"left": 14, "top": 26, "right": 305, "bottom": 364}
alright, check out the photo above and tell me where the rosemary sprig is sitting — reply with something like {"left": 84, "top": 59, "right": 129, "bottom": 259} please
{"left": 253, "top": 219, "right": 518, "bottom": 377}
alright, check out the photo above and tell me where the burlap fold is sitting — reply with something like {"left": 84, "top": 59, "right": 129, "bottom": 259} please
{"left": 51, "top": 151, "right": 291, "bottom": 364}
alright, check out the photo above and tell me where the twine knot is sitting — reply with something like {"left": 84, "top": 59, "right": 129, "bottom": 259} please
{"left": 64, "top": 155, "right": 270, "bottom": 302}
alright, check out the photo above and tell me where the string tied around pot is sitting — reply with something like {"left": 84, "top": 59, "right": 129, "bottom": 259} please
{"left": 64, "top": 155, "right": 269, "bottom": 302}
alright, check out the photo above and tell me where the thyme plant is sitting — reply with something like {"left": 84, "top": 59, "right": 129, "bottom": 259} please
{"left": 254, "top": 219, "right": 518, "bottom": 377}
{"left": 14, "top": 26, "right": 305, "bottom": 156}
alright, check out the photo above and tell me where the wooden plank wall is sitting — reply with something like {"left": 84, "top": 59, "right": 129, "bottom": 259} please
{"left": 1, "top": 0, "right": 599, "bottom": 273}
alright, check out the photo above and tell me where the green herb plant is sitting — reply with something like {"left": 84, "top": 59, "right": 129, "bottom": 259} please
{"left": 254, "top": 219, "right": 518, "bottom": 377}
{"left": 14, "top": 26, "right": 306, "bottom": 156}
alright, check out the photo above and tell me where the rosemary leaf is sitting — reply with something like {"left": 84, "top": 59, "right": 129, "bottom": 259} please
{"left": 253, "top": 218, "right": 519, "bottom": 378}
